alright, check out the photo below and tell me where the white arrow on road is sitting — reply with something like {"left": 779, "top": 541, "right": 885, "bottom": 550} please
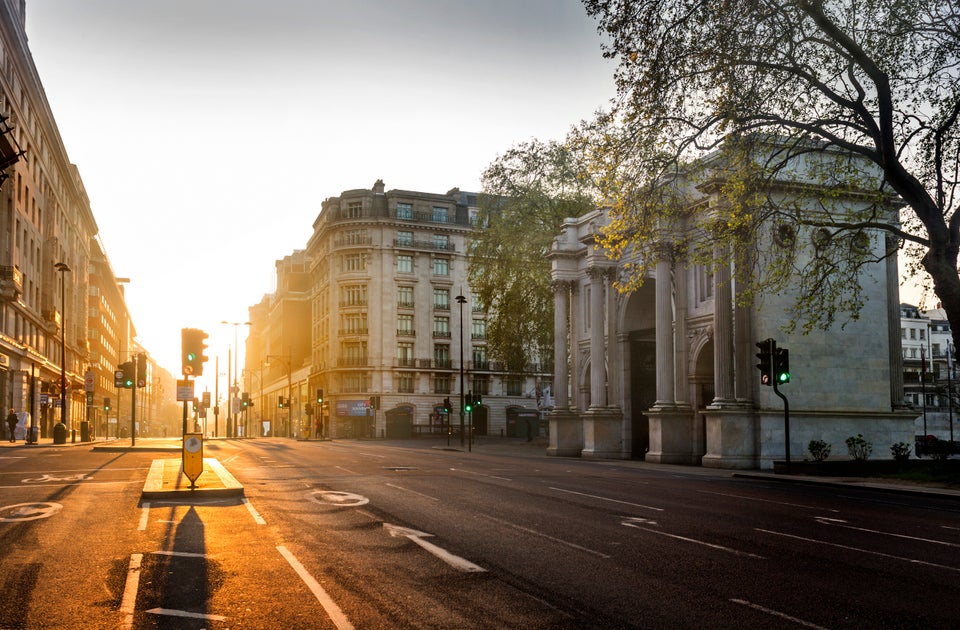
{"left": 383, "top": 523, "right": 486, "bottom": 573}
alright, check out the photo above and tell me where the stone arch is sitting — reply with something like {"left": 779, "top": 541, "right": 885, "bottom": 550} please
{"left": 621, "top": 282, "right": 656, "bottom": 458}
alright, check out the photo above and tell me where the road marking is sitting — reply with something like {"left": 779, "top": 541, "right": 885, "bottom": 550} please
{"left": 480, "top": 514, "right": 611, "bottom": 559}
{"left": 385, "top": 483, "right": 440, "bottom": 501}
{"left": 145, "top": 608, "right": 227, "bottom": 622}
{"left": 119, "top": 553, "right": 143, "bottom": 630}
{"left": 730, "top": 598, "right": 829, "bottom": 629}
{"left": 698, "top": 489, "right": 840, "bottom": 513}
{"left": 0, "top": 481, "right": 137, "bottom": 490}
{"left": 624, "top": 518, "right": 765, "bottom": 559}
{"left": 814, "top": 516, "right": 960, "bottom": 548}
{"left": 757, "top": 528, "right": 960, "bottom": 572}
{"left": 242, "top": 498, "right": 266, "bottom": 524}
{"left": 450, "top": 467, "right": 511, "bottom": 481}
{"left": 0, "top": 502, "right": 62, "bottom": 522}
{"left": 550, "top": 486, "right": 664, "bottom": 512}
{"left": 138, "top": 503, "right": 150, "bottom": 531}
{"left": 384, "top": 523, "right": 487, "bottom": 572}
{"left": 335, "top": 465, "right": 360, "bottom": 475}
{"left": 277, "top": 545, "right": 354, "bottom": 630}
{"left": 22, "top": 472, "right": 91, "bottom": 483}
{"left": 311, "top": 490, "right": 369, "bottom": 507}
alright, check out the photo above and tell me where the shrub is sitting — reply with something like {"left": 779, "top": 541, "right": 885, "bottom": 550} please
{"left": 808, "top": 439, "right": 831, "bottom": 462}
{"left": 890, "top": 442, "right": 911, "bottom": 462}
{"left": 845, "top": 434, "right": 873, "bottom": 461}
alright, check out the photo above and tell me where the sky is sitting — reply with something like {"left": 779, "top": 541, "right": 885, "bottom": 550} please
{"left": 22, "top": 0, "right": 617, "bottom": 391}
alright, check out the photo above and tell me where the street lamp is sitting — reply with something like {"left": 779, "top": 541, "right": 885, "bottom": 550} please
{"left": 266, "top": 353, "right": 292, "bottom": 438}
{"left": 456, "top": 293, "right": 466, "bottom": 447}
{"left": 221, "top": 321, "right": 251, "bottom": 438}
{"left": 54, "top": 262, "right": 71, "bottom": 444}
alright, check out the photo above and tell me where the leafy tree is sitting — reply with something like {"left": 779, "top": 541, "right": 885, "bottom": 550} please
{"left": 469, "top": 139, "right": 597, "bottom": 374}
{"left": 580, "top": 0, "right": 960, "bottom": 337}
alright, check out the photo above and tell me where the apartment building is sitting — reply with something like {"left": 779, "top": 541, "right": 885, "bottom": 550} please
{"left": 245, "top": 180, "right": 548, "bottom": 440}
{"left": 901, "top": 303, "right": 958, "bottom": 440}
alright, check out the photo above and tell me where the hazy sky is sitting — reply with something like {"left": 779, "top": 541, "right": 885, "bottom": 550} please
{"left": 23, "top": 0, "right": 617, "bottom": 391}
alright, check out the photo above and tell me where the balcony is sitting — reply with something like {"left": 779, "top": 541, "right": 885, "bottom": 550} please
{"left": 0, "top": 265, "right": 22, "bottom": 301}
{"left": 393, "top": 238, "right": 456, "bottom": 253}
{"left": 397, "top": 328, "right": 416, "bottom": 337}
{"left": 433, "top": 331, "right": 451, "bottom": 339}
{"left": 337, "top": 357, "right": 369, "bottom": 368}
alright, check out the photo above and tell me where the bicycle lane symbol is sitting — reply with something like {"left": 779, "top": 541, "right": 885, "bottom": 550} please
{"left": 0, "top": 502, "right": 63, "bottom": 522}
{"left": 22, "top": 473, "right": 91, "bottom": 484}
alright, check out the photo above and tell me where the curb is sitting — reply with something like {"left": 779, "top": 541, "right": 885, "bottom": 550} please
{"left": 141, "top": 458, "right": 244, "bottom": 500}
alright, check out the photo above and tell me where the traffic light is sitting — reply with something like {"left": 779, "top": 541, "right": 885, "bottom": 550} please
{"left": 443, "top": 397, "right": 451, "bottom": 414}
{"left": 464, "top": 391, "right": 473, "bottom": 413}
{"left": 136, "top": 353, "right": 147, "bottom": 388}
{"left": 181, "top": 328, "right": 209, "bottom": 376}
{"left": 755, "top": 338, "right": 774, "bottom": 386}
{"left": 774, "top": 347, "right": 790, "bottom": 384}
{"left": 278, "top": 396, "right": 285, "bottom": 408}
{"left": 103, "top": 397, "right": 110, "bottom": 411}
{"left": 241, "top": 392, "right": 250, "bottom": 407}
{"left": 201, "top": 391, "right": 211, "bottom": 408}
{"left": 316, "top": 388, "right": 324, "bottom": 404}
{"left": 474, "top": 392, "right": 482, "bottom": 407}
{"left": 121, "top": 361, "right": 135, "bottom": 389}
{"left": 192, "top": 398, "right": 199, "bottom": 412}
{"left": 370, "top": 395, "right": 380, "bottom": 410}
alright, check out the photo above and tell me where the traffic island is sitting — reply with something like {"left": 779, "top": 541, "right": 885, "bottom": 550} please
{"left": 141, "top": 458, "right": 244, "bottom": 500}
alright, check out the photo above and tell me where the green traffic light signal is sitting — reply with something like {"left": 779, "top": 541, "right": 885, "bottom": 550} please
{"left": 774, "top": 347, "right": 790, "bottom": 384}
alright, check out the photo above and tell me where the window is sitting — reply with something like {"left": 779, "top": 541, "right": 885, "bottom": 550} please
{"left": 397, "top": 286, "right": 414, "bottom": 307}
{"left": 920, "top": 329, "right": 926, "bottom": 340}
{"left": 397, "top": 202, "right": 413, "bottom": 220}
{"left": 345, "top": 201, "right": 362, "bottom": 218}
{"left": 397, "top": 374, "right": 414, "bottom": 393}
{"left": 433, "top": 258, "right": 449, "bottom": 276}
{"left": 698, "top": 266, "right": 714, "bottom": 302}
{"left": 397, "top": 342, "right": 414, "bottom": 367}
{"left": 342, "top": 228, "right": 365, "bottom": 245}
{"left": 933, "top": 343, "right": 941, "bottom": 357}
{"left": 343, "top": 253, "right": 365, "bottom": 272}
{"left": 433, "top": 288, "right": 449, "bottom": 310}
{"left": 901, "top": 327, "right": 906, "bottom": 339}
{"left": 434, "top": 344, "right": 451, "bottom": 368}
{"left": 434, "top": 375, "right": 452, "bottom": 394}
{"left": 397, "top": 255, "right": 413, "bottom": 273}
{"left": 341, "top": 284, "right": 367, "bottom": 306}
{"left": 432, "top": 206, "right": 448, "bottom": 223}
{"left": 342, "top": 373, "right": 366, "bottom": 392}
{"left": 910, "top": 328, "right": 916, "bottom": 340}
{"left": 397, "top": 313, "right": 414, "bottom": 336}
{"left": 473, "top": 375, "right": 490, "bottom": 395}
{"left": 471, "top": 319, "right": 486, "bottom": 340}
{"left": 472, "top": 346, "right": 488, "bottom": 370}
{"left": 396, "top": 230, "right": 413, "bottom": 246}
{"left": 433, "top": 315, "right": 450, "bottom": 338}
{"left": 433, "top": 234, "right": 449, "bottom": 250}
{"left": 340, "top": 312, "right": 368, "bottom": 335}
{"left": 506, "top": 376, "right": 523, "bottom": 396}
{"left": 341, "top": 342, "right": 367, "bottom": 366}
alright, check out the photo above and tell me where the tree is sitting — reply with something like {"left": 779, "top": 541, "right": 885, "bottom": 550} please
{"left": 469, "top": 139, "right": 597, "bottom": 374}
{"left": 581, "top": 0, "right": 960, "bottom": 337}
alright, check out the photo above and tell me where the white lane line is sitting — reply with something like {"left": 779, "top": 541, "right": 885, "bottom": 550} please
{"left": 550, "top": 486, "right": 664, "bottom": 512}
{"left": 730, "top": 599, "right": 830, "bottom": 629}
{"left": 138, "top": 503, "right": 150, "bottom": 531}
{"left": 450, "top": 467, "right": 511, "bottom": 481}
{"left": 0, "top": 481, "right": 139, "bottom": 489}
{"left": 242, "top": 498, "right": 267, "bottom": 525}
{"left": 277, "top": 545, "right": 355, "bottom": 630}
{"left": 814, "top": 516, "right": 960, "bottom": 548}
{"left": 383, "top": 523, "right": 487, "bottom": 572}
{"left": 385, "top": 483, "right": 440, "bottom": 501}
{"left": 480, "top": 514, "right": 611, "bottom": 559}
{"left": 335, "top": 465, "right": 360, "bottom": 475}
{"left": 757, "top": 528, "right": 960, "bottom": 572}
{"left": 698, "top": 489, "right": 840, "bottom": 513}
{"left": 624, "top": 519, "right": 765, "bottom": 559}
{"left": 145, "top": 608, "right": 227, "bottom": 622}
{"left": 119, "top": 553, "right": 143, "bottom": 630}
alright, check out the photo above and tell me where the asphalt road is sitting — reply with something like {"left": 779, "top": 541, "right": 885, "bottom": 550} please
{"left": 0, "top": 437, "right": 958, "bottom": 628}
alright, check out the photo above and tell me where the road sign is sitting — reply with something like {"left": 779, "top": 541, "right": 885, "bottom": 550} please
{"left": 176, "top": 379, "right": 195, "bottom": 402}
{"left": 182, "top": 433, "right": 203, "bottom": 486}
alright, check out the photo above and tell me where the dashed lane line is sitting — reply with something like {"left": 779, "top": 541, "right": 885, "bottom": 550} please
{"left": 277, "top": 545, "right": 355, "bottom": 630}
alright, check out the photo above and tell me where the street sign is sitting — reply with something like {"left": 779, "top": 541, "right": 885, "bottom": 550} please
{"left": 182, "top": 433, "right": 203, "bottom": 486}
{"left": 176, "top": 379, "right": 195, "bottom": 402}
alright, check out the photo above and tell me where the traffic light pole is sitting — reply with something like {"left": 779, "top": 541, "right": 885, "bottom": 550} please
{"left": 773, "top": 381, "right": 790, "bottom": 472}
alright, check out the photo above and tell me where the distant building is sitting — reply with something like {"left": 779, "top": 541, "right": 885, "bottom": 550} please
{"left": 900, "top": 303, "right": 958, "bottom": 440}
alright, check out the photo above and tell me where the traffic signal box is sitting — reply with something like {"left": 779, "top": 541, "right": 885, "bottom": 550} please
{"left": 774, "top": 347, "right": 790, "bottom": 384}
{"left": 316, "top": 388, "right": 324, "bottom": 404}
{"left": 181, "top": 328, "right": 209, "bottom": 376}
{"left": 442, "top": 397, "right": 452, "bottom": 414}
{"left": 756, "top": 338, "right": 791, "bottom": 386}
{"left": 120, "top": 361, "right": 135, "bottom": 389}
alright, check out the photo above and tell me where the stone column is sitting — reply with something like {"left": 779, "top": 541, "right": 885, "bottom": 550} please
{"left": 711, "top": 245, "right": 735, "bottom": 404}
{"left": 885, "top": 235, "right": 907, "bottom": 408}
{"left": 606, "top": 269, "right": 623, "bottom": 407}
{"left": 582, "top": 266, "right": 623, "bottom": 459}
{"left": 548, "top": 280, "right": 582, "bottom": 457}
{"left": 588, "top": 267, "right": 607, "bottom": 408}
{"left": 654, "top": 256, "right": 675, "bottom": 407}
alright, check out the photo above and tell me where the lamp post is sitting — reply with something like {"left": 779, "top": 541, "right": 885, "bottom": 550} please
{"left": 920, "top": 343, "right": 928, "bottom": 456}
{"left": 456, "top": 293, "right": 466, "bottom": 447}
{"left": 54, "top": 262, "right": 71, "bottom": 443}
{"left": 221, "top": 321, "right": 251, "bottom": 437}
{"left": 266, "top": 353, "right": 292, "bottom": 438}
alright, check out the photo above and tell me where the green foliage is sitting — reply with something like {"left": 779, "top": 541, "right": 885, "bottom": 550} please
{"left": 807, "top": 439, "right": 832, "bottom": 462}
{"left": 890, "top": 442, "right": 912, "bottom": 462}
{"left": 581, "top": 0, "right": 960, "bottom": 339}
{"left": 470, "top": 139, "right": 598, "bottom": 373}
{"left": 845, "top": 434, "right": 873, "bottom": 461}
